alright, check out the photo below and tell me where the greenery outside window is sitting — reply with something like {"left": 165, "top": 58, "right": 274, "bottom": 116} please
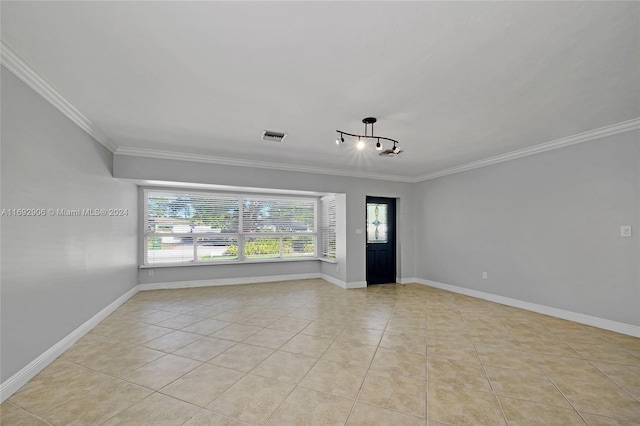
{"left": 144, "top": 190, "right": 317, "bottom": 266}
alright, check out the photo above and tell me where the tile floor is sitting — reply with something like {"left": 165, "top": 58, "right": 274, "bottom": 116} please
{"left": 2, "top": 279, "right": 640, "bottom": 425}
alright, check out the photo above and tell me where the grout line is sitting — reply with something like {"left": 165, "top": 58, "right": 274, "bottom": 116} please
{"left": 354, "top": 400, "right": 429, "bottom": 422}
{"left": 10, "top": 281, "right": 638, "bottom": 425}
{"left": 515, "top": 329, "right": 591, "bottom": 425}
{"left": 5, "top": 401, "right": 56, "bottom": 426}
{"left": 261, "top": 295, "right": 328, "bottom": 425}
{"left": 97, "top": 391, "right": 163, "bottom": 425}
{"left": 342, "top": 290, "right": 409, "bottom": 424}
{"left": 583, "top": 358, "right": 640, "bottom": 403}
{"left": 425, "top": 301, "right": 430, "bottom": 424}
{"left": 184, "top": 408, "right": 255, "bottom": 426}
{"left": 459, "top": 302, "right": 511, "bottom": 425}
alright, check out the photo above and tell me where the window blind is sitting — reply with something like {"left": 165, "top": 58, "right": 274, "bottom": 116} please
{"left": 320, "top": 195, "right": 336, "bottom": 259}
{"left": 144, "top": 190, "right": 318, "bottom": 265}
{"left": 241, "top": 198, "right": 315, "bottom": 233}
{"left": 145, "top": 192, "right": 239, "bottom": 233}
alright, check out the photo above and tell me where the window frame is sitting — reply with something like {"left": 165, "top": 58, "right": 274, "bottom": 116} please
{"left": 143, "top": 189, "right": 319, "bottom": 266}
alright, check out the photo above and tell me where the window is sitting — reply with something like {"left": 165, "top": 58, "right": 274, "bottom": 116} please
{"left": 366, "top": 202, "right": 388, "bottom": 243}
{"left": 320, "top": 195, "right": 336, "bottom": 259}
{"left": 144, "top": 190, "right": 317, "bottom": 266}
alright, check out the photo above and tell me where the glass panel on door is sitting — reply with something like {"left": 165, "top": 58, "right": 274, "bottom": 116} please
{"left": 367, "top": 203, "right": 388, "bottom": 243}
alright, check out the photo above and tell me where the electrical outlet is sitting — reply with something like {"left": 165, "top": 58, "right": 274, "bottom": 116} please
{"left": 148, "top": 270, "right": 154, "bottom": 277}
{"left": 620, "top": 226, "right": 632, "bottom": 237}
{"left": 482, "top": 271, "right": 488, "bottom": 279}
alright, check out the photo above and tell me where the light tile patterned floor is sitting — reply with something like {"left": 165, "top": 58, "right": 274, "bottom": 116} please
{"left": 2, "top": 279, "right": 640, "bottom": 425}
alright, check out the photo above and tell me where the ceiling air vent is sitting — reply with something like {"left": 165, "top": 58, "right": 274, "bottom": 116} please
{"left": 262, "top": 130, "right": 287, "bottom": 142}
{"left": 379, "top": 148, "right": 403, "bottom": 157}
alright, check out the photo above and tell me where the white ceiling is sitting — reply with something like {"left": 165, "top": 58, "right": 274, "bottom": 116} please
{"left": 2, "top": 1, "right": 639, "bottom": 180}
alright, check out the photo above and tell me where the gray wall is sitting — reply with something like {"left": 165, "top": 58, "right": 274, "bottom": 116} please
{"left": 0, "top": 68, "right": 138, "bottom": 381}
{"left": 114, "top": 156, "right": 417, "bottom": 286}
{"left": 415, "top": 131, "right": 640, "bottom": 325}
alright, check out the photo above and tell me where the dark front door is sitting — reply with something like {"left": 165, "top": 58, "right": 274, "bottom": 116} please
{"left": 366, "top": 197, "right": 396, "bottom": 285}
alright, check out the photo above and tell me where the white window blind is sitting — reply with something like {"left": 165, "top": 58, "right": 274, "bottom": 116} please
{"left": 241, "top": 198, "right": 315, "bottom": 233}
{"left": 320, "top": 195, "right": 336, "bottom": 259}
{"left": 145, "top": 192, "right": 239, "bottom": 233}
{"left": 144, "top": 190, "right": 317, "bottom": 266}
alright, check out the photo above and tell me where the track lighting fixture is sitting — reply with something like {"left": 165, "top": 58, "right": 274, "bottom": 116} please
{"left": 335, "top": 117, "right": 401, "bottom": 156}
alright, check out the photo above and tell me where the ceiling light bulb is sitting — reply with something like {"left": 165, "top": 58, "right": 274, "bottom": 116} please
{"left": 336, "top": 138, "right": 341, "bottom": 145}
{"left": 392, "top": 144, "right": 400, "bottom": 154}
{"left": 376, "top": 140, "right": 382, "bottom": 151}
{"left": 357, "top": 140, "right": 365, "bottom": 150}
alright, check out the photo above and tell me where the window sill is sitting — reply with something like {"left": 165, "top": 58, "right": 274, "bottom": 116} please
{"left": 140, "top": 257, "right": 334, "bottom": 269}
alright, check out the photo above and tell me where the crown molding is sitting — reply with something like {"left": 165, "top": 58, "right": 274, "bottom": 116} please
{"left": 117, "top": 116, "right": 639, "bottom": 184}
{"left": 0, "top": 40, "right": 118, "bottom": 153}
{"left": 2, "top": 40, "right": 636, "bottom": 180}
{"left": 114, "top": 147, "right": 417, "bottom": 183}
{"left": 416, "top": 118, "right": 640, "bottom": 182}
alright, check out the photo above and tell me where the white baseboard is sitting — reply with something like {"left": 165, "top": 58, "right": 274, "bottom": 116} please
{"left": 0, "top": 285, "right": 140, "bottom": 403}
{"left": 414, "top": 279, "right": 640, "bottom": 338}
{"left": 398, "top": 277, "right": 418, "bottom": 284}
{"left": 139, "top": 273, "right": 354, "bottom": 292}
{"left": 346, "top": 281, "right": 367, "bottom": 289}
{"left": 139, "top": 273, "right": 324, "bottom": 291}
{"left": 319, "top": 273, "right": 346, "bottom": 289}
